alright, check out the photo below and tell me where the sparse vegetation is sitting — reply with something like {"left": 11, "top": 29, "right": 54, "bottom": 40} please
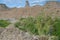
{"left": 0, "top": 1, "right": 60, "bottom": 40}
{"left": 15, "top": 14, "right": 60, "bottom": 37}
{"left": 51, "top": 18, "right": 60, "bottom": 40}
{"left": 0, "top": 20, "right": 11, "bottom": 28}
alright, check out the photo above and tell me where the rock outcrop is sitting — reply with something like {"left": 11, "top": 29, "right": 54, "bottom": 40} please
{"left": 0, "top": 4, "right": 9, "bottom": 11}
{"left": 25, "top": 0, "right": 30, "bottom": 7}
{"left": 0, "top": 1, "right": 60, "bottom": 19}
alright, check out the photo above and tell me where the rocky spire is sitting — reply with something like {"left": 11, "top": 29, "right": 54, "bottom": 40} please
{"left": 25, "top": 0, "right": 30, "bottom": 7}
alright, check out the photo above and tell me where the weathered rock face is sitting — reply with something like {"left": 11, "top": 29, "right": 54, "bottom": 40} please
{"left": 25, "top": 0, "right": 30, "bottom": 7}
{"left": 0, "top": 4, "right": 8, "bottom": 11}
{"left": 0, "top": 1, "right": 60, "bottom": 19}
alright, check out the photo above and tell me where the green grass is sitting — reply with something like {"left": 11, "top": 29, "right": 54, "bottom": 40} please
{"left": 0, "top": 20, "right": 11, "bottom": 28}
{"left": 15, "top": 15, "right": 60, "bottom": 39}
{"left": 51, "top": 18, "right": 60, "bottom": 40}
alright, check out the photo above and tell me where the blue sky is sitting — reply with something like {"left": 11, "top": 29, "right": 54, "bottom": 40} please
{"left": 0, "top": 0, "right": 59, "bottom": 8}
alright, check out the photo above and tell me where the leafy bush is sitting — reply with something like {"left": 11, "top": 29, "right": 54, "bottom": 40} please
{"left": 0, "top": 20, "right": 11, "bottom": 28}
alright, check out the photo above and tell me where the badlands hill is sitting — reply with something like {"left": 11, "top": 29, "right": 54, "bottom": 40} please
{"left": 0, "top": 1, "right": 60, "bottom": 19}
{"left": 0, "top": 1, "right": 60, "bottom": 40}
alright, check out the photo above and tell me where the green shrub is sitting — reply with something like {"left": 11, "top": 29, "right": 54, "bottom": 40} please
{"left": 50, "top": 18, "right": 60, "bottom": 40}
{"left": 15, "top": 17, "right": 38, "bottom": 35}
{"left": 0, "top": 20, "right": 10, "bottom": 28}
{"left": 15, "top": 16, "right": 60, "bottom": 38}
{"left": 15, "top": 16, "right": 53, "bottom": 35}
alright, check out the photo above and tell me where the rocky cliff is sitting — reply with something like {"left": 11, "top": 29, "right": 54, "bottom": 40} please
{"left": 0, "top": 4, "right": 9, "bottom": 11}
{"left": 0, "top": 1, "right": 60, "bottom": 19}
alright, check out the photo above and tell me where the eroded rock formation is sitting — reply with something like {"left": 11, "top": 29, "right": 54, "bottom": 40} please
{"left": 0, "top": 1, "right": 60, "bottom": 19}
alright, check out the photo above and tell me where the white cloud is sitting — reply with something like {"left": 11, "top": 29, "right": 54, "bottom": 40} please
{"left": 30, "top": 0, "right": 46, "bottom": 6}
{"left": 31, "top": 0, "right": 46, "bottom": 4}
{"left": 1, "top": 0, "right": 58, "bottom": 7}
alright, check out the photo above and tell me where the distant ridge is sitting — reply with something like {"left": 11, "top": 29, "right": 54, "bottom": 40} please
{"left": 46, "top": 1, "right": 60, "bottom": 6}
{"left": 0, "top": 3, "right": 9, "bottom": 11}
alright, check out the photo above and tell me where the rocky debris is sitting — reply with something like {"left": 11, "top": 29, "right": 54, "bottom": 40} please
{"left": 0, "top": 24, "right": 49, "bottom": 40}
{"left": 39, "top": 36, "right": 48, "bottom": 40}
{"left": 0, "top": 24, "right": 21, "bottom": 40}
{"left": 0, "top": 27, "right": 5, "bottom": 34}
